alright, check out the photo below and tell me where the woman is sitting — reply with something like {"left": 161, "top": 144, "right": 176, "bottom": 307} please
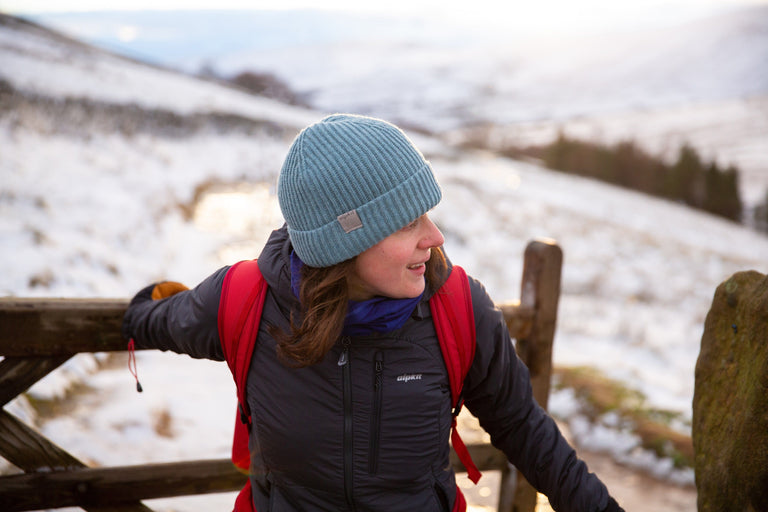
{"left": 123, "top": 114, "right": 623, "bottom": 512}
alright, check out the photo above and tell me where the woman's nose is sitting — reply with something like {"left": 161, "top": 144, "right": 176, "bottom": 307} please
{"left": 419, "top": 215, "right": 445, "bottom": 248}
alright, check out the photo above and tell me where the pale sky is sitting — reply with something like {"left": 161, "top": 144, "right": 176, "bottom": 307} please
{"left": 1, "top": 0, "right": 765, "bottom": 37}
{"left": 2, "top": 0, "right": 762, "bottom": 12}
{"left": 2, "top": 0, "right": 763, "bottom": 22}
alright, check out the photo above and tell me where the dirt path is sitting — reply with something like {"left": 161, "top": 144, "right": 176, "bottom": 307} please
{"left": 570, "top": 448, "right": 696, "bottom": 512}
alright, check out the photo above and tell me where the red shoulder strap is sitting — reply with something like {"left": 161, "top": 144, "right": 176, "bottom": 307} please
{"left": 429, "top": 265, "right": 481, "bottom": 485}
{"left": 218, "top": 259, "right": 268, "bottom": 480}
{"left": 219, "top": 259, "right": 268, "bottom": 411}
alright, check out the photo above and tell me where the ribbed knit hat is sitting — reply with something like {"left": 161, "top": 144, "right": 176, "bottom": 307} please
{"left": 278, "top": 114, "right": 442, "bottom": 267}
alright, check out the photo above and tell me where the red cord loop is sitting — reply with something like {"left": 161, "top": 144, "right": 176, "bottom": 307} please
{"left": 128, "top": 338, "right": 143, "bottom": 392}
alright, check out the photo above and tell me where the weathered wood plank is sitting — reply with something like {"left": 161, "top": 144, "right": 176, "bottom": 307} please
{"left": 0, "top": 458, "right": 242, "bottom": 512}
{"left": 0, "top": 410, "right": 154, "bottom": 511}
{"left": 500, "top": 301, "right": 535, "bottom": 340}
{"left": 80, "top": 504, "right": 155, "bottom": 512}
{"left": 0, "top": 355, "right": 72, "bottom": 407}
{"left": 0, "top": 444, "right": 503, "bottom": 512}
{"left": 0, "top": 298, "right": 129, "bottom": 356}
{"left": 0, "top": 409, "right": 84, "bottom": 472}
{"left": 0, "top": 297, "right": 536, "bottom": 357}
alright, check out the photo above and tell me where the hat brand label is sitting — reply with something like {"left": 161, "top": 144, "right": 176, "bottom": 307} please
{"left": 338, "top": 210, "right": 363, "bottom": 233}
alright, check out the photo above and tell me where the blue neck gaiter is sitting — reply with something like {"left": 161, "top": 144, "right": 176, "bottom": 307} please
{"left": 342, "top": 293, "right": 423, "bottom": 336}
{"left": 290, "top": 250, "right": 423, "bottom": 336}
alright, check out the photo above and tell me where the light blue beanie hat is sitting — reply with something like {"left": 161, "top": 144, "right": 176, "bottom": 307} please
{"left": 278, "top": 114, "right": 442, "bottom": 267}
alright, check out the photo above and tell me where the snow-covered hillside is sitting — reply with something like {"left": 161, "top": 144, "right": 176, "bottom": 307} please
{"left": 29, "top": 5, "right": 768, "bottom": 209}
{"left": 1, "top": 12, "right": 767, "bottom": 511}
{"left": 210, "top": 4, "right": 768, "bottom": 209}
{"left": 207, "top": 6, "right": 768, "bottom": 124}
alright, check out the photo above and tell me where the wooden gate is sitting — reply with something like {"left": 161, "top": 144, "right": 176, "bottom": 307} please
{"left": 0, "top": 239, "right": 562, "bottom": 512}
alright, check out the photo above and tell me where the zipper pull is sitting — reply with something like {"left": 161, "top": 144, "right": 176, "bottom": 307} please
{"left": 338, "top": 337, "right": 351, "bottom": 366}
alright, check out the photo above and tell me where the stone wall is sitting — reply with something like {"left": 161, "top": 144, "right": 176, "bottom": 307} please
{"left": 693, "top": 270, "right": 768, "bottom": 512}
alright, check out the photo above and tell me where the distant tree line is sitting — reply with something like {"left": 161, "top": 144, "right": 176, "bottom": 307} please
{"left": 197, "top": 64, "right": 309, "bottom": 107}
{"left": 504, "top": 133, "right": 744, "bottom": 223}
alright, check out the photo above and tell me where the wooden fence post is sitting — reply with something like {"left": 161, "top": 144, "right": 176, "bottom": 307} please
{"left": 499, "top": 239, "right": 563, "bottom": 512}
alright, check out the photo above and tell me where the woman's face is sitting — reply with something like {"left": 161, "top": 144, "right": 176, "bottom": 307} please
{"left": 348, "top": 214, "right": 445, "bottom": 301}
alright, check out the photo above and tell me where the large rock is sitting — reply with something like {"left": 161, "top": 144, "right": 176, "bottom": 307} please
{"left": 693, "top": 271, "right": 768, "bottom": 512}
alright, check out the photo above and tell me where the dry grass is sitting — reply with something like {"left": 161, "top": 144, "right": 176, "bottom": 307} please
{"left": 554, "top": 366, "right": 694, "bottom": 469}
{"left": 152, "top": 407, "right": 175, "bottom": 438}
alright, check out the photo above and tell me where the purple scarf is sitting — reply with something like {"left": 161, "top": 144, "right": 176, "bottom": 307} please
{"left": 290, "top": 251, "right": 422, "bottom": 336}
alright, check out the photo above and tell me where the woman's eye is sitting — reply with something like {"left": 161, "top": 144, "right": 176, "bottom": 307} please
{"left": 403, "top": 218, "right": 419, "bottom": 230}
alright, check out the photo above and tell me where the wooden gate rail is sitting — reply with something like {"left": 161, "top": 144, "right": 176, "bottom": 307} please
{"left": 0, "top": 239, "right": 562, "bottom": 512}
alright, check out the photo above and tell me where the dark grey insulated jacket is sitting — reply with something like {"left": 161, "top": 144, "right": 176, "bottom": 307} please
{"left": 122, "top": 226, "right": 611, "bottom": 511}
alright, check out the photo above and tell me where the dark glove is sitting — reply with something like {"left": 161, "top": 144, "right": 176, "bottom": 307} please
{"left": 603, "top": 496, "right": 625, "bottom": 512}
{"left": 122, "top": 281, "right": 190, "bottom": 341}
{"left": 122, "top": 281, "right": 190, "bottom": 393}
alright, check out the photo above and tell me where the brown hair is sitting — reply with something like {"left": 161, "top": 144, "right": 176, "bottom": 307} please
{"left": 271, "top": 246, "right": 448, "bottom": 368}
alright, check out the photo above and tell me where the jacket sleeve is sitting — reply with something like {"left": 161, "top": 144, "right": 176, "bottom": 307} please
{"left": 121, "top": 266, "right": 230, "bottom": 361}
{"left": 463, "top": 276, "right": 611, "bottom": 512}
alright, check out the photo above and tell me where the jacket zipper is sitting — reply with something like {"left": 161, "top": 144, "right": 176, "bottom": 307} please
{"left": 338, "top": 337, "right": 355, "bottom": 509}
{"left": 369, "top": 351, "right": 384, "bottom": 475}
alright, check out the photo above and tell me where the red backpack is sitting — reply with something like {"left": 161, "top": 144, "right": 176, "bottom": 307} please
{"left": 218, "top": 260, "right": 481, "bottom": 512}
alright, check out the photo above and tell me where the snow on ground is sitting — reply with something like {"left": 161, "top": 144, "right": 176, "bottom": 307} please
{"left": 2, "top": 9, "right": 768, "bottom": 510}
{"left": 431, "top": 152, "right": 768, "bottom": 417}
{"left": 1, "top": 128, "right": 292, "bottom": 297}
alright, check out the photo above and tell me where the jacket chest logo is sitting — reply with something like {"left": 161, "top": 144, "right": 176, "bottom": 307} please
{"left": 396, "top": 373, "right": 423, "bottom": 383}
